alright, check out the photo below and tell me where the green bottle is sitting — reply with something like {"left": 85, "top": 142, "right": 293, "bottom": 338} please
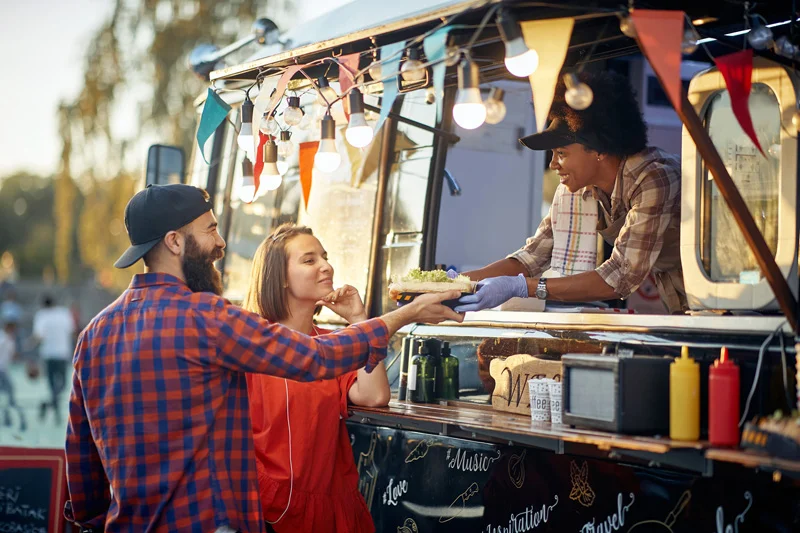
{"left": 409, "top": 340, "right": 436, "bottom": 403}
{"left": 438, "top": 341, "right": 460, "bottom": 400}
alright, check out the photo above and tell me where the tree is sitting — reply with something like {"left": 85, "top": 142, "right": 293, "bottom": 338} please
{"left": 56, "top": 0, "right": 284, "bottom": 291}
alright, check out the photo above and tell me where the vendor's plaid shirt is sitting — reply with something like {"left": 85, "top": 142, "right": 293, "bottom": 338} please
{"left": 510, "top": 147, "right": 685, "bottom": 312}
{"left": 64, "top": 273, "right": 389, "bottom": 533}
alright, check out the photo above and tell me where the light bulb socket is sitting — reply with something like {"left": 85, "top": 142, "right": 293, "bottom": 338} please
{"left": 263, "top": 140, "right": 278, "bottom": 164}
{"left": 488, "top": 87, "right": 505, "bottom": 102}
{"left": 406, "top": 47, "right": 421, "bottom": 60}
{"left": 320, "top": 114, "right": 336, "bottom": 140}
{"left": 241, "top": 96, "right": 254, "bottom": 124}
{"left": 348, "top": 89, "right": 365, "bottom": 114}
{"left": 279, "top": 130, "right": 292, "bottom": 142}
{"left": 563, "top": 72, "right": 580, "bottom": 89}
{"left": 318, "top": 76, "right": 330, "bottom": 89}
{"left": 497, "top": 9, "right": 523, "bottom": 44}
{"left": 458, "top": 60, "right": 480, "bottom": 90}
{"left": 287, "top": 96, "right": 301, "bottom": 109}
{"left": 242, "top": 157, "right": 254, "bottom": 177}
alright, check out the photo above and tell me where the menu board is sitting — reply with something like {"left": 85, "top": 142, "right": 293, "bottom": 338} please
{"left": 0, "top": 447, "right": 67, "bottom": 533}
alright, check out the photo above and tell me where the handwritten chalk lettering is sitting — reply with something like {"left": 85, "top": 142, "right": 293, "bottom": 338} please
{"left": 580, "top": 493, "right": 635, "bottom": 533}
{"left": 0, "top": 487, "right": 22, "bottom": 504}
{"left": 2, "top": 503, "right": 46, "bottom": 522}
{"left": 714, "top": 491, "right": 753, "bottom": 533}
{"left": 485, "top": 495, "right": 559, "bottom": 533}
{"left": 0, "top": 523, "right": 47, "bottom": 533}
{"left": 382, "top": 478, "right": 408, "bottom": 506}
{"left": 446, "top": 448, "right": 501, "bottom": 473}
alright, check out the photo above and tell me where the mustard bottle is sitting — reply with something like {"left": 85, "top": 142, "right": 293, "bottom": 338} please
{"left": 670, "top": 346, "right": 700, "bottom": 441}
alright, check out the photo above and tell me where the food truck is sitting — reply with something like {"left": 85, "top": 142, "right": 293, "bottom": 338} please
{"left": 146, "top": 1, "right": 800, "bottom": 530}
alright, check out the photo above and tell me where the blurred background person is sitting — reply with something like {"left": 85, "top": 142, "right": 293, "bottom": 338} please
{"left": 244, "top": 224, "right": 389, "bottom": 533}
{"left": 31, "top": 294, "right": 76, "bottom": 421}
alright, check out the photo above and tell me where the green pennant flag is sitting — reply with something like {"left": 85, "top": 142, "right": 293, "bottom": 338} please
{"left": 196, "top": 88, "right": 231, "bottom": 164}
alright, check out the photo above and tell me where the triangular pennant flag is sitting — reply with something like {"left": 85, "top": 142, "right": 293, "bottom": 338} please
{"left": 520, "top": 18, "right": 575, "bottom": 132}
{"left": 714, "top": 49, "right": 766, "bottom": 157}
{"left": 423, "top": 27, "right": 453, "bottom": 124}
{"left": 375, "top": 42, "right": 406, "bottom": 134}
{"left": 338, "top": 53, "right": 360, "bottom": 119}
{"left": 197, "top": 88, "right": 231, "bottom": 164}
{"left": 252, "top": 132, "right": 271, "bottom": 191}
{"left": 299, "top": 141, "right": 318, "bottom": 210}
{"left": 631, "top": 10, "right": 684, "bottom": 113}
{"left": 260, "top": 65, "right": 307, "bottom": 119}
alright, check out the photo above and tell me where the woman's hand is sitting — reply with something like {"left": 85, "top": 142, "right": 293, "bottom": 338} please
{"left": 316, "top": 284, "right": 368, "bottom": 324}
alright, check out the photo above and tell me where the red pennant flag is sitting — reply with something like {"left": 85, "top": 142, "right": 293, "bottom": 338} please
{"left": 299, "top": 141, "right": 319, "bottom": 210}
{"left": 631, "top": 10, "right": 684, "bottom": 113}
{"left": 252, "top": 132, "right": 270, "bottom": 192}
{"left": 714, "top": 49, "right": 765, "bottom": 157}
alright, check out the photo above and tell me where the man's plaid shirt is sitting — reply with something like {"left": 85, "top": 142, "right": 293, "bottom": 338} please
{"left": 64, "top": 273, "right": 389, "bottom": 532}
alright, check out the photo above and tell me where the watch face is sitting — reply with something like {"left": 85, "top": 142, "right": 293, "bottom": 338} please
{"left": 535, "top": 288, "right": 547, "bottom": 299}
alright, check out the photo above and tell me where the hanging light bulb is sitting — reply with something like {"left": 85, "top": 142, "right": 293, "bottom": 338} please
{"left": 619, "top": 14, "right": 637, "bottom": 38}
{"left": 316, "top": 76, "right": 338, "bottom": 107}
{"left": 259, "top": 110, "right": 279, "bottom": 136}
{"left": 453, "top": 60, "right": 486, "bottom": 130}
{"left": 258, "top": 140, "right": 283, "bottom": 194}
{"left": 237, "top": 95, "right": 255, "bottom": 156}
{"left": 774, "top": 36, "right": 800, "bottom": 61}
{"left": 345, "top": 89, "right": 374, "bottom": 148}
{"left": 746, "top": 17, "right": 774, "bottom": 50}
{"left": 484, "top": 88, "right": 507, "bottom": 125}
{"left": 239, "top": 157, "right": 256, "bottom": 203}
{"left": 283, "top": 96, "right": 304, "bottom": 126}
{"left": 277, "top": 130, "right": 294, "bottom": 159}
{"left": 314, "top": 113, "right": 341, "bottom": 173}
{"left": 681, "top": 27, "right": 700, "bottom": 55}
{"left": 564, "top": 73, "right": 594, "bottom": 110}
{"left": 400, "top": 47, "right": 426, "bottom": 82}
{"left": 276, "top": 131, "right": 293, "bottom": 174}
{"left": 497, "top": 9, "right": 539, "bottom": 77}
{"left": 368, "top": 61, "right": 382, "bottom": 82}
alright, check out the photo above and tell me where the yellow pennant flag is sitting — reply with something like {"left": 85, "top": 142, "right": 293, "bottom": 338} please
{"left": 520, "top": 17, "right": 575, "bottom": 132}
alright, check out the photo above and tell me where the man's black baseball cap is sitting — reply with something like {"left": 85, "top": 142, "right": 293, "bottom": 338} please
{"left": 114, "top": 184, "right": 212, "bottom": 269}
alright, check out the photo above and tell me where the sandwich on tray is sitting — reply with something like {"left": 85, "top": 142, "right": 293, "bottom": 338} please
{"left": 389, "top": 268, "right": 475, "bottom": 304}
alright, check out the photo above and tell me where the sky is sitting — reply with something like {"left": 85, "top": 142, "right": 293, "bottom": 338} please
{"left": 0, "top": 0, "right": 350, "bottom": 178}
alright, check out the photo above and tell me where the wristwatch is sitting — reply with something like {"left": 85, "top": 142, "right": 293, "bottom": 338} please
{"left": 534, "top": 278, "right": 548, "bottom": 300}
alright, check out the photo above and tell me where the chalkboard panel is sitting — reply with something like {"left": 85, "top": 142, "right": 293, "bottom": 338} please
{"left": 0, "top": 447, "right": 67, "bottom": 533}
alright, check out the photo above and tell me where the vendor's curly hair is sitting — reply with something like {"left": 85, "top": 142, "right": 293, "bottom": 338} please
{"left": 550, "top": 70, "right": 648, "bottom": 157}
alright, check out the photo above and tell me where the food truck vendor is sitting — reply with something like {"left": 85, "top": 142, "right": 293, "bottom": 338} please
{"left": 456, "top": 71, "right": 688, "bottom": 314}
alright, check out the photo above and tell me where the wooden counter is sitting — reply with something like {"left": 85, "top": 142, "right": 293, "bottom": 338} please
{"left": 351, "top": 400, "right": 800, "bottom": 479}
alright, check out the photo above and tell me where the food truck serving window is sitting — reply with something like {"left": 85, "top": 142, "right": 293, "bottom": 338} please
{"left": 701, "top": 83, "right": 781, "bottom": 283}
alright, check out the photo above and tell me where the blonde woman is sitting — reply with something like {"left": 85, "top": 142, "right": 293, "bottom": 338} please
{"left": 244, "top": 224, "right": 388, "bottom": 533}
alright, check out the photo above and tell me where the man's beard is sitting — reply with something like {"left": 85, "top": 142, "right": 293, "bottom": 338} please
{"left": 182, "top": 235, "right": 224, "bottom": 295}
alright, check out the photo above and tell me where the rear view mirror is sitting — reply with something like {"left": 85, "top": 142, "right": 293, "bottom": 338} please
{"left": 146, "top": 145, "right": 185, "bottom": 186}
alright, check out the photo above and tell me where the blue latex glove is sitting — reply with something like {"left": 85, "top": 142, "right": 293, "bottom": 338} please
{"left": 446, "top": 269, "right": 459, "bottom": 279}
{"left": 454, "top": 275, "right": 528, "bottom": 313}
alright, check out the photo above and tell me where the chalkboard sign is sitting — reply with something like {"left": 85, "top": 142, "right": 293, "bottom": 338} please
{"left": 0, "top": 447, "right": 67, "bottom": 533}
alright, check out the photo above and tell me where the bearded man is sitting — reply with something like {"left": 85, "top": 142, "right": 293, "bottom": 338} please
{"left": 64, "top": 184, "right": 461, "bottom": 533}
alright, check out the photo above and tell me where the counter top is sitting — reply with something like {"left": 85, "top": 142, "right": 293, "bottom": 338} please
{"left": 351, "top": 400, "right": 800, "bottom": 478}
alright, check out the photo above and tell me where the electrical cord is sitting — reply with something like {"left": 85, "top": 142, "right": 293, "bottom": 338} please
{"left": 739, "top": 321, "right": 786, "bottom": 427}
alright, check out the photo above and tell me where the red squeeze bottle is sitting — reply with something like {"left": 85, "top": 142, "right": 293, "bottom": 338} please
{"left": 708, "top": 347, "right": 740, "bottom": 447}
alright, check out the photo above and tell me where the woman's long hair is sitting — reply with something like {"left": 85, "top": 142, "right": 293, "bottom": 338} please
{"left": 242, "top": 224, "right": 314, "bottom": 321}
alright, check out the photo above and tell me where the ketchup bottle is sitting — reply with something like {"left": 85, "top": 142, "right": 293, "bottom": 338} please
{"left": 708, "top": 347, "right": 740, "bottom": 447}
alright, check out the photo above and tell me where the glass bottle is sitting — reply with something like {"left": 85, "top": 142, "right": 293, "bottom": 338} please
{"left": 438, "top": 341, "right": 460, "bottom": 400}
{"left": 409, "top": 340, "right": 436, "bottom": 403}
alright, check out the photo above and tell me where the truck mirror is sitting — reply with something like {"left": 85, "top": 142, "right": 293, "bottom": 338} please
{"left": 146, "top": 145, "right": 185, "bottom": 186}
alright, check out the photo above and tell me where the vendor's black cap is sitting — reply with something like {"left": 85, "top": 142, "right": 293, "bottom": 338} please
{"left": 519, "top": 117, "right": 603, "bottom": 152}
{"left": 114, "top": 184, "right": 212, "bottom": 269}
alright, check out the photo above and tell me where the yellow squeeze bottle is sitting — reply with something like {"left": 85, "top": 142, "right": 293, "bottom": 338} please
{"left": 670, "top": 346, "right": 700, "bottom": 441}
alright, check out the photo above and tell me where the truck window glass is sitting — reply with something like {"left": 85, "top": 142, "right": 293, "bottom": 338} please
{"left": 701, "top": 83, "right": 781, "bottom": 282}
